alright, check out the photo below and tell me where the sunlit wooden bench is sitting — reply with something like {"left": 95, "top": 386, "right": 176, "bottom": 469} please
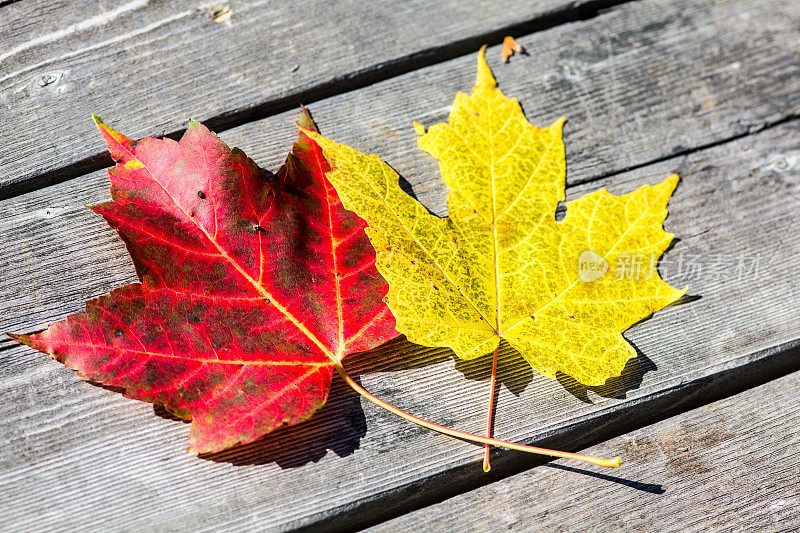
{"left": 2, "top": 0, "right": 798, "bottom": 529}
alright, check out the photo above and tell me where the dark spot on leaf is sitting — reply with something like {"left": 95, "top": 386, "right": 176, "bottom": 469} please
{"left": 114, "top": 329, "right": 124, "bottom": 337}
{"left": 433, "top": 284, "right": 439, "bottom": 290}
{"left": 197, "top": 191, "right": 206, "bottom": 199}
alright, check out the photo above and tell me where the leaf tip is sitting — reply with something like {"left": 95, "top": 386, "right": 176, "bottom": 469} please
{"left": 474, "top": 45, "right": 497, "bottom": 91}
{"left": 413, "top": 120, "right": 426, "bottom": 136}
{"left": 298, "top": 106, "right": 319, "bottom": 133}
{"left": 7, "top": 332, "right": 33, "bottom": 348}
{"left": 92, "top": 114, "right": 117, "bottom": 138}
{"left": 92, "top": 115, "right": 134, "bottom": 158}
{"left": 656, "top": 173, "right": 680, "bottom": 201}
{"left": 551, "top": 116, "right": 566, "bottom": 132}
{"left": 666, "top": 173, "right": 680, "bottom": 187}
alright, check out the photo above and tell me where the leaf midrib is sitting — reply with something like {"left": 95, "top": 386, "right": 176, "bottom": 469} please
{"left": 59, "top": 341, "right": 333, "bottom": 367}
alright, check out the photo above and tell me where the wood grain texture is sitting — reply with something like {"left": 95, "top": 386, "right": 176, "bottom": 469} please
{"left": 0, "top": 0, "right": 616, "bottom": 197}
{"left": 370, "top": 369, "right": 800, "bottom": 532}
{"left": 3, "top": 0, "right": 799, "bottom": 355}
{"left": 2, "top": 0, "right": 800, "bottom": 529}
{"left": 199, "top": 0, "right": 800, "bottom": 218}
{"left": 2, "top": 120, "right": 799, "bottom": 530}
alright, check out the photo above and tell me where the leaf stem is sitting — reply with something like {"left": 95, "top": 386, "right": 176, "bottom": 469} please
{"left": 483, "top": 344, "right": 499, "bottom": 472}
{"left": 334, "top": 363, "right": 621, "bottom": 468}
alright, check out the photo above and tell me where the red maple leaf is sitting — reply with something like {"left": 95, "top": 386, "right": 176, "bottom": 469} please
{"left": 11, "top": 110, "right": 397, "bottom": 453}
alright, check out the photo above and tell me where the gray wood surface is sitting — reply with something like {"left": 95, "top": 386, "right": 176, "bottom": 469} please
{"left": 370, "top": 369, "right": 800, "bottom": 532}
{"left": 0, "top": 0, "right": 615, "bottom": 198}
{"left": 169, "top": 0, "right": 800, "bottom": 219}
{"left": 2, "top": 0, "right": 800, "bottom": 530}
{"left": 3, "top": 106, "right": 799, "bottom": 531}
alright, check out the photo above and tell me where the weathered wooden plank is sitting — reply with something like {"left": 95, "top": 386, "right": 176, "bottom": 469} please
{"left": 2, "top": 0, "right": 800, "bottom": 529}
{"left": 2, "top": 119, "right": 799, "bottom": 530}
{"left": 134, "top": 0, "right": 800, "bottom": 215}
{"left": 369, "top": 369, "right": 800, "bottom": 532}
{"left": 2, "top": 0, "right": 798, "bottom": 341}
{"left": 0, "top": 0, "right": 619, "bottom": 198}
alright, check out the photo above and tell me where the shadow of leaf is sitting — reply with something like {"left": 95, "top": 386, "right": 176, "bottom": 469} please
{"left": 543, "top": 463, "right": 665, "bottom": 494}
{"left": 197, "top": 336, "right": 452, "bottom": 468}
{"left": 162, "top": 287, "right": 700, "bottom": 468}
{"left": 198, "top": 375, "right": 366, "bottom": 467}
{"left": 346, "top": 335, "right": 452, "bottom": 376}
{"left": 556, "top": 344, "right": 658, "bottom": 404}
{"left": 556, "top": 293, "right": 700, "bottom": 402}
{"left": 453, "top": 342, "right": 533, "bottom": 396}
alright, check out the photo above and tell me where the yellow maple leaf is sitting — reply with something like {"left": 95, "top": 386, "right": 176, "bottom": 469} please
{"left": 305, "top": 47, "right": 685, "bottom": 387}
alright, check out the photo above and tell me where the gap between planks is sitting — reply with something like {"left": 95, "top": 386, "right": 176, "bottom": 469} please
{"left": 368, "top": 368, "right": 800, "bottom": 531}
{"left": 308, "top": 343, "right": 800, "bottom": 531}
{"left": 572, "top": 113, "right": 800, "bottom": 188}
{"left": 3, "top": 117, "right": 799, "bottom": 531}
{"left": 2, "top": 0, "right": 799, "bottom": 528}
{"left": 0, "top": 0, "right": 636, "bottom": 201}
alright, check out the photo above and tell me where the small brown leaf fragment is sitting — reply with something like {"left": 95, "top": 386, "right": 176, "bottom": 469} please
{"left": 209, "top": 5, "right": 232, "bottom": 23}
{"left": 501, "top": 36, "right": 523, "bottom": 63}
